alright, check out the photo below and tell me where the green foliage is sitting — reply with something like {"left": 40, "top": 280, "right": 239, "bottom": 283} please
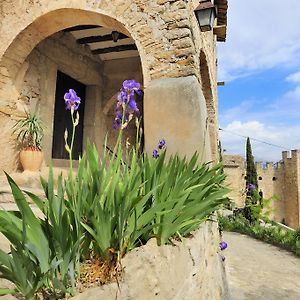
{"left": 76, "top": 143, "right": 230, "bottom": 258}
{"left": 219, "top": 214, "right": 300, "bottom": 256}
{"left": 0, "top": 170, "right": 82, "bottom": 298}
{"left": 140, "top": 151, "right": 229, "bottom": 245}
{"left": 12, "top": 111, "right": 45, "bottom": 150}
{"left": 77, "top": 144, "right": 152, "bottom": 259}
{"left": 244, "top": 191, "right": 263, "bottom": 223}
{"left": 243, "top": 137, "right": 261, "bottom": 222}
{"left": 246, "top": 137, "right": 258, "bottom": 189}
{"left": 0, "top": 144, "right": 229, "bottom": 297}
{"left": 0, "top": 174, "right": 50, "bottom": 299}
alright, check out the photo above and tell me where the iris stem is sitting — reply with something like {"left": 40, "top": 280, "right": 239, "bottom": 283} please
{"left": 69, "top": 109, "right": 76, "bottom": 177}
{"left": 112, "top": 103, "right": 126, "bottom": 160}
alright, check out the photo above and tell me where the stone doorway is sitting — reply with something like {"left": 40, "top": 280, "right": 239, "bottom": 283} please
{"left": 52, "top": 71, "right": 86, "bottom": 160}
{"left": 13, "top": 25, "right": 144, "bottom": 169}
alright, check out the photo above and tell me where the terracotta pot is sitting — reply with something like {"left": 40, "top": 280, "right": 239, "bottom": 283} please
{"left": 19, "top": 149, "right": 44, "bottom": 172}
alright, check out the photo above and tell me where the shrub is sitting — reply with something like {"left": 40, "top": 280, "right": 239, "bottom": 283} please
{"left": 219, "top": 214, "right": 300, "bottom": 256}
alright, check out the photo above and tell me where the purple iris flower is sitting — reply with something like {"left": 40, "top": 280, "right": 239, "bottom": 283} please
{"left": 113, "top": 80, "right": 142, "bottom": 129}
{"left": 219, "top": 241, "right": 228, "bottom": 251}
{"left": 123, "top": 79, "right": 141, "bottom": 91}
{"left": 113, "top": 111, "right": 130, "bottom": 129}
{"left": 247, "top": 183, "right": 256, "bottom": 191}
{"left": 128, "top": 99, "right": 138, "bottom": 111}
{"left": 118, "top": 89, "right": 128, "bottom": 105}
{"left": 113, "top": 111, "right": 122, "bottom": 129}
{"left": 64, "top": 89, "right": 81, "bottom": 111}
{"left": 152, "top": 149, "right": 159, "bottom": 158}
{"left": 158, "top": 139, "right": 166, "bottom": 150}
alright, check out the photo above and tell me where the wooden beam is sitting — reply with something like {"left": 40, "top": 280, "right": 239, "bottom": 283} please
{"left": 77, "top": 33, "right": 128, "bottom": 44}
{"left": 64, "top": 25, "right": 102, "bottom": 32}
{"left": 91, "top": 44, "right": 137, "bottom": 55}
{"left": 213, "top": 25, "right": 227, "bottom": 42}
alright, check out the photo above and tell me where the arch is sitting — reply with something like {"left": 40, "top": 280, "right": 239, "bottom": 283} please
{"left": 199, "top": 49, "right": 217, "bottom": 161}
{"left": 0, "top": 0, "right": 202, "bottom": 95}
{"left": 0, "top": 8, "right": 149, "bottom": 103}
{"left": 0, "top": 6, "right": 147, "bottom": 171}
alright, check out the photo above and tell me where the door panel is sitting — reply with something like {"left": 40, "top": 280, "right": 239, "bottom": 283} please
{"left": 52, "top": 71, "right": 86, "bottom": 160}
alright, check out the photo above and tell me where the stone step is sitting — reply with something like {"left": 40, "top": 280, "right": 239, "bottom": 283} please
{"left": 0, "top": 185, "right": 44, "bottom": 203}
{"left": 0, "top": 167, "right": 71, "bottom": 190}
{"left": 0, "top": 167, "right": 74, "bottom": 206}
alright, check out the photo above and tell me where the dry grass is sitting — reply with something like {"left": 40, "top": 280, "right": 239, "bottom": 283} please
{"left": 77, "top": 258, "right": 122, "bottom": 292}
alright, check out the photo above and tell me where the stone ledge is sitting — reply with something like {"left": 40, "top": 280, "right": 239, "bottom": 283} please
{"left": 72, "top": 221, "right": 230, "bottom": 300}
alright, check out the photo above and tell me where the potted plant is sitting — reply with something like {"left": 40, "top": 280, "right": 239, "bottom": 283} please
{"left": 13, "top": 111, "right": 45, "bottom": 171}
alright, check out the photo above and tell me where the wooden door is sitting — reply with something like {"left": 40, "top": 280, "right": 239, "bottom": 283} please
{"left": 52, "top": 71, "right": 86, "bottom": 160}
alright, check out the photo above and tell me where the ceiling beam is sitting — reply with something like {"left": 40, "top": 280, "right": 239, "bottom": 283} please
{"left": 77, "top": 32, "right": 128, "bottom": 44}
{"left": 64, "top": 25, "right": 102, "bottom": 32}
{"left": 91, "top": 44, "right": 137, "bottom": 55}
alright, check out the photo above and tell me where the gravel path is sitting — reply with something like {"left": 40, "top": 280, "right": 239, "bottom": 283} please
{"left": 224, "top": 232, "right": 300, "bottom": 300}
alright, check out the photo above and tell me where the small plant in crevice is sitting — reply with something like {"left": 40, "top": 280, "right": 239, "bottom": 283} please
{"left": 0, "top": 80, "right": 230, "bottom": 298}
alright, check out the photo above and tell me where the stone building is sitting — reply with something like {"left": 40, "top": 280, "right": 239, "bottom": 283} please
{"left": 224, "top": 150, "right": 300, "bottom": 229}
{"left": 0, "top": 0, "right": 228, "bottom": 173}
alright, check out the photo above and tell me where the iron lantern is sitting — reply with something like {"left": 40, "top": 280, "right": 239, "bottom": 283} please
{"left": 194, "top": 0, "right": 217, "bottom": 32}
{"left": 111, "top": 31, "right": 120, "bottom": 43}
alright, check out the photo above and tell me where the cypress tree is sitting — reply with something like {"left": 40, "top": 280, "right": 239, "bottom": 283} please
{"left": 218, "top": 140, "right": 223, "bottom": 164}
{"left": 246, "top": 137, "right": 258, "bottom": 188}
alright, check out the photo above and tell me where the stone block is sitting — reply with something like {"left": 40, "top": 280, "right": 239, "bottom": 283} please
{"left": 144, "top": 76, "right": 211, "bottom": 163}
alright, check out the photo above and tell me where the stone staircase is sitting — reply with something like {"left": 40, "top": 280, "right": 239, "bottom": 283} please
{"left": 0, "top": 167, "right": 71, "bottom": 212}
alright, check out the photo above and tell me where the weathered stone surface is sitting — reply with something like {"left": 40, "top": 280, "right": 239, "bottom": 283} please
{"left": 144, "top": 76, "right": 211, "bottom": 163}
{"left": 0, "top": 0, "right": 217, "bottom": 85}
{"left": 72, "top": 221, "right": 230, "bottom": 300}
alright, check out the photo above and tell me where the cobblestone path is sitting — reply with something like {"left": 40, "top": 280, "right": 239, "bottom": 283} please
{"left": 224, "top": 232, "right": 300, "bottom": 300}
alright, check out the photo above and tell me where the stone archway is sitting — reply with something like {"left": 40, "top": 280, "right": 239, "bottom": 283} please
{"left": 0, "top": 7, "right": 146, "bottom": 171}
{"left": 200, "top": 50, "right": 218, "bottom": 161}
{"left": 0, "top": 8, "right": 148, "bottom": 103}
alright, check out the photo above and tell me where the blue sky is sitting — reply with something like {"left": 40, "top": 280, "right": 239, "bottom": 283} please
{"left": 217, "top": 0, "right": 300, "bottom": 162}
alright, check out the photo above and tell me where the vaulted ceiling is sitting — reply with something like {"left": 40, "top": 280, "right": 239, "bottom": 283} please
{"left": 64, "top": 25, "right": 139, "bottom": 61}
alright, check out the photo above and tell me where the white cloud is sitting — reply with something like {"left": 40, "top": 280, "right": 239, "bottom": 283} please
{"left": 220, "top": 83, "right": 300, "bottom": 126}
{"left": 218, "top": 0, "right": 300, "bottom": 81}
{"left": 286, "top": 71, "right": 300, "bottom": 83}
{"left": 220, "top": 121, "right": 300, "bottom": 162}
{"left": 217, "top": 1, "right": 300, "bottom": 160}
{"left": 221, "top": 100, "right": 256, "bottom": 123}
{"left": 265, "top": 85, "right": 300, "bottom": 121}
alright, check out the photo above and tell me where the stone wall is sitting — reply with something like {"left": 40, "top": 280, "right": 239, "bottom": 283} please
{"left": 281, "top": 150, "right": 300, "bottom": 227}
{"left": 255, "top": 163, "right": 285, "bottom": 222}
{"left": 71, "top": 221, "right": 230, "bottom": 300}
{"left": 223, "top": 155, "right": 245, "bottom": 208}
{"left": 0, "top": 0, "right": 217, "bottom": 92}
{"left": 224, "top": 150, "right": 300, "bottom": 228}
